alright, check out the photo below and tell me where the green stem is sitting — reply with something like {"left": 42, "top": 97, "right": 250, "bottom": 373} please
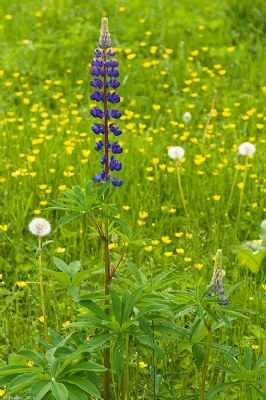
{"left": 176, "top": 164, "right": 188, "bottom": 218}
{"left": 134, "top": 357, "right": 140, "bottom": 400}
{"left": 103, "top": 219, "right": 111, "bottom": 400}
{"left": 123, "top": 333, "right": 130, "bottom": 400}
{"left": 199, "top": 320, "right": 212, "bottom": 400}
{"left": 226, "top": 164, "right": 238, "bottom": 215}
{"left": 236, "top": 157, "right": 248, "bottom": 224}
{"left": 103, "top": 44, "right": 111, "bottom": 400}
{"left": 38, "top": 237, "right": 48, "bottom": 341}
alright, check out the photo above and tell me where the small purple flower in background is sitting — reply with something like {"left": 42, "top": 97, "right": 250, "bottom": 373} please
{"left": 207, "top": 249, "right": 228, "bottom": 305}
{"left": 90, "top": 18, "right": 123, "bottom": 187}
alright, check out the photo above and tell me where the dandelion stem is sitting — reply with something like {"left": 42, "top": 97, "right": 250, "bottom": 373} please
{"left": 203, "top": 99, "right": 216, "bottom": 143}
{"left": 176, "top": 164, "right": 189, "bottom": 217}
{"left": 226, "top": 163, "right": 238, "bottom": 216}
{"left": 236, "top": 157, "right": 248, "bottom": 224}
{"left": 38, "top": 236, "right": 48, "bottom": 341}
{"left": 199, "top": 320, "right": 212, "bottom": 400}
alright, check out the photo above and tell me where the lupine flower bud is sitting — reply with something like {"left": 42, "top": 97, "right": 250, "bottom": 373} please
{"left": 90, "top": 18, "right": 123, "bottom": 186}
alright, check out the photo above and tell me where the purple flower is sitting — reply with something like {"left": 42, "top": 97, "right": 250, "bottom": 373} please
{"left": 109, "top": 123, "right": 122, "bottom": 136}
{"left": 90, "top": 18, "right": 123, "bottom": 187}
{"left": 93, "top": 170, "right": 106, "bottom": 182}
{"left": 111, "top": 109, "right": 122, "bottom": 119}
{"left": 92, "top": 122, "right": 105, "bottom": 134}
{"left": 111, "top": 141, "right": 123, "bottom": 154}
{"left": 95, "top": 140, "right": 104, "bottom": 151}
{"left": 112, "top": 177, "right": 123, "bottom": 187}
{"left": 90, "top": 107, "right": 104, "bottom": 119}
{"left": 90, "top": 78, "right": 103, "bottom": 89}
{"left": 109, "top": 79, "right": 120, "bottom": 89}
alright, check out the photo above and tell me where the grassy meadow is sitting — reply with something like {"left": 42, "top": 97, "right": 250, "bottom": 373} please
{"left": 0, "top": 0, "right": 266, "bottom": 398}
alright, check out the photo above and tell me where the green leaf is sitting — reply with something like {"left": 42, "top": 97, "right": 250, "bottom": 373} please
{"left": 205, "top": 381, "right": 242, "bottom": 399}
{"left": 236, "top": 247, "right": 266, "bottom": 274}
{"left": 62, "top": 190, "right": 85, "bottom": 207}
{"left": 85, "top": 180, "right": 93, "bottom": 197}
{"left": 110, "top": 287, "right": 122, "bottom": 325}
{"left": 68, "top": 260, "right": 81, "bottom": 278}
{"left": 97, "top": 180, "right": 112, "bottom": 199}
{"left": 16, "top": 349, "right": 46, "bottom": 369}
{"left": 122, "top": 287, "right": 143, "bottom": 323}
{"left": 64, "top": 383, "right": 88, "bottom": 400}
{"left": 51, "top": 381, "right": 68, "bottom": 400}
{"left": 71, "top": 270, "right": 91, "bottom": 286}
{"left": 41, "top": 269, "right": 71, "bottom": 286}
{"left": 9, "top": 373, "right": 37, "bottom": 390}
{"left": 66, "top": 361, "right": 106, "bottom": 374}
{"left": 78, "top": 299, "right": 111, "bottom": 321}
{"left": 72, "top": 186, "right": 86, "bottom": 204}
{"left": 126, "top": 261, "right": 143, "bottom": 284}
{"left": 87, "top": 333, "right": 114, "bottom": 350}
{"left": 0, "top": 365, "right": 40, "bottom": 375}
{"left": 112, "top": 332, "right": 124, "bottom": 376}
{"left": 59, "top": 214, "right": 81, "bottom": 225}
{"left": 136, "top": 335, "right": 164, "bottom": 359}
{"left": 192, "top": 344, "right": 205, "bottom": 370}
{"left": 31, "top": 380, "right": 52, "bottom": 400}
{"left": 63, "top": 376, "right": 101, "bottom": 397}
{"left": 203, "top": 306, "right": 220, "bottom": 324}
{"left": 46, "top": 349, "right": 59, "bottom": 377}
{"left": 102, "top": 213, "right": 127, "bottom": 228}
{"left": 53, "top": 257, "right": 70, "bottom": 274}
{"left": 135, "top": 304, "right": 169, "bottom": 319}
{"left": 243, "top": 348, "right": 253, "bottom": 371}
{"left": 254, "top": 353, "right": 266, "bottom": 370}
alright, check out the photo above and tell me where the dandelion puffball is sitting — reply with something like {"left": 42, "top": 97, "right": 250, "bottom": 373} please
{"left": 29, "top": 218, "right": 51, "bottom": 237}
{"left": 238, "top": 142, "right": 256, "bottom": 156}
{"left": 168, "top": 146, "right": 185, "bottom": 159}
{"left": 183, "top": 112, "right": 192, "bottom": 123}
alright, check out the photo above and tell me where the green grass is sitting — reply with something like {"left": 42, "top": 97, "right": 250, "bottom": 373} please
{"left": 0, "top": 0, "right": 265, "bottom": 398}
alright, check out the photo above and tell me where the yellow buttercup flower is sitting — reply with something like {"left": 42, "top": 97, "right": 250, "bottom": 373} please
{"left": 16, "top": 281, "right": 27, "bottom": 288}
{"left": 139, "top": 361, "right": 148, "bottom": 368}
{"left": 139, "top": 211, "right": 148, "bottom": 219}
{"left": 161, "top": 236, "right": 171, "bottom": 244}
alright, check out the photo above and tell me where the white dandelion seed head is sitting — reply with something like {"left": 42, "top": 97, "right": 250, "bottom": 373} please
{"left": 261, "top": 220, "right": 266, "bottom": 230}
{"left": 168, "top": 146, "right": 185, "bottom": 160}
{"left": 182, "top": 112, "right": 192, "bottom": 123}
{"left": 238, "top": 142, "right": 256, "bottom": 156}
{"left": 29, "top": 218, "right": 51, "bottom": 237}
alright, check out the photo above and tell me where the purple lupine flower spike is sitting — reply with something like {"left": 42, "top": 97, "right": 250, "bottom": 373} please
{"left": 90, "top": 18, "right": 123, "bottom": 187}
{"left": 207, "top": 249, "right": 228, "bottom": 305}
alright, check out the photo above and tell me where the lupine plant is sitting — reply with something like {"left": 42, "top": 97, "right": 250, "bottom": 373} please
{"left": 1, "top": 15, "right": 266, "bottom": 400}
